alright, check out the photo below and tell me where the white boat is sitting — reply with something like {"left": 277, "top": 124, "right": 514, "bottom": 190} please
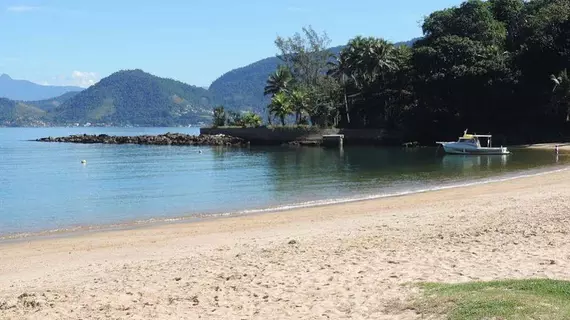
{"left": 437, "top": 130, "right": 510, "bottom": 155}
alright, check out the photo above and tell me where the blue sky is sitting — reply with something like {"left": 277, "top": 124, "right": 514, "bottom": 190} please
{"left": 0, "top": 0, "right": 462, "bottom": 88}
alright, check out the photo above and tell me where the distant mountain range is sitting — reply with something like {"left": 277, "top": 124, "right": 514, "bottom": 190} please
{"left": 0, "top": 39, "right": 418, "bottom": 126}
{"left": 0, "top": 74, "right": 83, "bottom": 101}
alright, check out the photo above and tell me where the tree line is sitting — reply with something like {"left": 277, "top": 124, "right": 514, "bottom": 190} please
{"left": 214, "top": 0, "right": 570, "bottom": 144}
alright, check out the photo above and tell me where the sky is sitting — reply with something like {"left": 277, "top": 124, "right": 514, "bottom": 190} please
{"left": 0, "top": 0, "right": 462, "bottom": 88}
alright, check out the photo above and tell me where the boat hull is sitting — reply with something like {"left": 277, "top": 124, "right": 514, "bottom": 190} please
{"left": 439, "top": 143, "right": 510, "bottom": 155}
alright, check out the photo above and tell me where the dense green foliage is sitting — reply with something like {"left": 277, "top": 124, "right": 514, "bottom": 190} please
{"left": 212, "top": 106, "right": 263, "bottom": 128}
{"left": 236, "top": 111, "right": 263, "bottom": 127}
{"left": 263, "top": 0, "right": 570, "bottom": 143}
{"left": 212, "top": 106, "right": 227, "bottom": 127}
{"left": 51, "top": 69, "right": 213, "bottom": 126}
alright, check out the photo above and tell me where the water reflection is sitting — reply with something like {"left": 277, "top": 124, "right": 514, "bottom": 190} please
{"left": 441, "top": 154, "right": 509, "bottom": 171}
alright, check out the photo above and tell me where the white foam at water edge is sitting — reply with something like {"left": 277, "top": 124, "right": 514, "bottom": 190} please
{"left": 209, "top": 166, "right": 570, "bottom": 218}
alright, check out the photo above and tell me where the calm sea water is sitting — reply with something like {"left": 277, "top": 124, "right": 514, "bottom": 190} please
{"left": 0, "top": 127, "right": 567, "bottom": 236}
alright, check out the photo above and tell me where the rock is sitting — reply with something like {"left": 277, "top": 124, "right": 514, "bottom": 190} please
{"left": 174, "top": 277, "right": 182, "bottom": 281}
{"left": 288, "top": 239, "right": 297, "bottom": 245}
{"left": 36, "top": 133, "right": 249, "bottom": 147}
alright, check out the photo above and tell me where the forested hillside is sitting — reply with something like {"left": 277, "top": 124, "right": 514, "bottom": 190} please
{"left": 51, "top": 69, "right": 213, "bottom": 126}
{"left": 256, "top": 0, "right": 570, "bottom": 144}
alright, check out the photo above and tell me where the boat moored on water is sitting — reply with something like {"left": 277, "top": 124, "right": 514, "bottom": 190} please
{"left": 437, "top": 130, "right": 510, "bottom": 155}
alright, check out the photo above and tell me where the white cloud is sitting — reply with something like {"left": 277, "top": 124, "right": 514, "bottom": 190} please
{"left": 6, "top": 6, "right": 41, "bottom": 12}
{"left": 71, "top": 71, "right": 98, "bottom": 87}
{"left": 38, "top": 71, "right": 99, "bottom": 88}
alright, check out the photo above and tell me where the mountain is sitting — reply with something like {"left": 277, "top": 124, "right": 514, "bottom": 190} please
{"left": 0, "top": 98, "right": 47, "bottom": 127}
{"left": 51, "top": 69, "right": 213, "bottom": 126}
{"left": 209, "top": 39, "right": 419, "bottom": 114}
{"left": 26, "top": 91, "right": 80, "bottom": 112}
{"left": 0, "top": 74, "right": 83, "bottom": 101}
{"left": 0, "top": 38, "right": 418, "bottom": 127}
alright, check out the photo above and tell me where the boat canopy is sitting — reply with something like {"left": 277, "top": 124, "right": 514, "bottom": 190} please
{"left": 462, "top": 134, "right": 492, "bottom": 139}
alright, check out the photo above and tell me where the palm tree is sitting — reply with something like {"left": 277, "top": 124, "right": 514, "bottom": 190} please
{"left": 346, "top": 36, "right": 397, "bottom": 90}
{"left": 212, "top": 106, "right": 226, "bottom": 127}
{"left": 288, "top": 88, "right": 309, "bottom": 124}
{"left": 328, "top": 37, "right": 398, "bottom": 127}
{"left": 550, "top": 69, "right": 570, "bottom": 122}
{"left": 328, "top": 53, "right": 358, "bottom": 125}
{"left": 264, "top": 65, "right": 293, "bottom": 97}
{"left": 268, "top": 91, "right": 293, "bottom": 126}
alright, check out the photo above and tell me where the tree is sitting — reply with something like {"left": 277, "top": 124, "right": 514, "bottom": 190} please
{"left": 329, "top": 36, "right": 401, "bottom": 127}
{"left": 259, "top": 0, "right": 570, "bottom": 142}
{"left": 342, "top": 36, "right": 397, "bottom": 91}
{"left": 275, "top": 26, "right": 332, "bottom": 87}
{"left": 212, "top": 106, "right": 226, "bottom": 127}
{"left": 241, "top": 111, "right": 263, "bottom": 127}
{"left": 268, "top": 91, "right": 293, "bottom": 126}
{"left": 328, "top": 53, "right": 356, "bottom": 126}
{"left": 226, "top": 111, "right": 243, "bottom": 127}
{"left": 551, "top": 70, "right": 570, "bottom": 122}
{"left": 264, "top": 65, "right": 294, "bottom": 97}
{"left": 273, "top": 26, "right": 337, "bottom": 125}
{"left": 288, "top": 88, "right": 309, "bottom": 124}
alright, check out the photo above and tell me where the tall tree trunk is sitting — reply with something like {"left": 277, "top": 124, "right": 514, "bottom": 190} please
{"left": 280, "top": 116, "right": 286, "bottom": 126}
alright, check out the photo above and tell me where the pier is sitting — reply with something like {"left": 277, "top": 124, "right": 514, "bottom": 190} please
{"left": 322, "top": 134, "right": 344, "bottom": 148}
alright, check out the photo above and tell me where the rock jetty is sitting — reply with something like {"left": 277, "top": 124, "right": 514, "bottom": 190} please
{"left": 36, "top": 133, "right": 249, "bottom": 146}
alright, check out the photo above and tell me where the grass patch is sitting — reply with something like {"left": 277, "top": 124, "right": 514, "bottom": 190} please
{"left": 411, "top": 279, "right": 570, "bottom": 320}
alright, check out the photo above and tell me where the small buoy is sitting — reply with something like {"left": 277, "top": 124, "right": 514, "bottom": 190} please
{"left": 81, "top": 160, "right": 87, "bottom": 164}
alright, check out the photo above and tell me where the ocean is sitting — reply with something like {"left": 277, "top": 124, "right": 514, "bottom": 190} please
{"left": 0, "top": 127, "right": 566, "bottom": 238}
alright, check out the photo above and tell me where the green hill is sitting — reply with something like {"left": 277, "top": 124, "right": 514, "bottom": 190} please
{"left": 26, "top": 91, "right": 80, "bottom": 112}
{"left": 0, "top": 98, "right": 47, "bottom": 127}
{"left": 51, "top": 69, "right": 213, "bottom": 126}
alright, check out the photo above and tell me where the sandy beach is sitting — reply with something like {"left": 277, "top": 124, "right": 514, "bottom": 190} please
{"left": 514, "top": 142, "right": 570, "bottom": 151}
{"left": 1, "top": 168, "right": 570, "bottom": 319}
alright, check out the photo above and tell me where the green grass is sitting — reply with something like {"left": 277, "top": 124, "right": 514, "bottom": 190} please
{"left": 411, "top": 279, "right": 570, "bottom": 320}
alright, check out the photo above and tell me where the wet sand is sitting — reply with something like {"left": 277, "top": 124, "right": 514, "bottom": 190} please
{"left": 1, "top": 168, "right": 570, "bottom": 319}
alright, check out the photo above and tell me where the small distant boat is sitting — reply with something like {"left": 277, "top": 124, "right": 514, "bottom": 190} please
{"left": 437, "top": 130, "right": 510, "bottom": 155}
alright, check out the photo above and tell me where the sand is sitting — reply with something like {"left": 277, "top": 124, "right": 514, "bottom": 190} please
{"left": 514, "top": 142, "right": 570, "bottom": 151}
{"left": 1, "top": 169, "right": 570, "bottom": 319}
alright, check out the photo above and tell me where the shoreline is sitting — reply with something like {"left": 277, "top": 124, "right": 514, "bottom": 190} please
{"left": 2, "top": 164, "right": 568, "bottom": 243}
{"left": 512, "top": 142, "right": 570, "bottom": 151}
{"left": 2, "top": 167, "right": 570, "bottom": 318}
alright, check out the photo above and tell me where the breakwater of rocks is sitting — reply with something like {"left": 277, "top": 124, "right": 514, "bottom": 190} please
{"left": 35, "top": 133, "right": 249, "bottom": 146}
